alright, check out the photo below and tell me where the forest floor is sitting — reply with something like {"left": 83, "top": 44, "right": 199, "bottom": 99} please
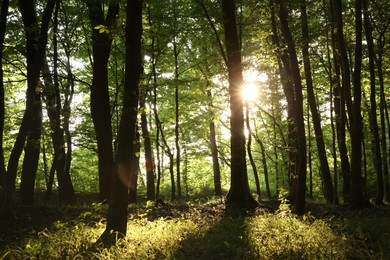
{"left": 1, "top": 192, "right": 390, "bottom": 259}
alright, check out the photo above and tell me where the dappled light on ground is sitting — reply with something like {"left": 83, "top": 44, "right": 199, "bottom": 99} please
{"left": 1, "top": 200, "right": 390, "bottom": 259}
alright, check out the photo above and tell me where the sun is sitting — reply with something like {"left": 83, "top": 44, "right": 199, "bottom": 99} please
{"left": 242, "top": 70, "right": 267, "bottom": 102}
{"left": 242, "top": 83, "right": 258, "bottom": 102}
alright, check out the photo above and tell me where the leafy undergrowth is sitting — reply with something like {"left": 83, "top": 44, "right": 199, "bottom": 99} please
{"left": 1, "top": 197, "right": 390, "bottom": 259}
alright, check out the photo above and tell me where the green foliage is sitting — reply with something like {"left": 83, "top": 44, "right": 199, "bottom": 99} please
{"left": 2, "top": 202, "right": 389, "bottom": 259}
{"left": 247, "top": 212, "right": 347, "bottom": 259}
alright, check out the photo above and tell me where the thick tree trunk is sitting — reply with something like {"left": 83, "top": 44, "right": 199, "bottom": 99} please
{"left": 20, "top": 92, "right": 42, "bottom": 205}
{"left": 99, "top": 0, "right": 142, "bottom": 246}
{"left": 301, "top": 0, "right": 334, "bottom": 203}
{"left": 222, "top": 0, "right": 257, "bottom": 208}
{"left": 1, "top": 0, "right": 56, "bottom": 218}
{"left": 87, "top": 0, "right": 118, "bottom": 202}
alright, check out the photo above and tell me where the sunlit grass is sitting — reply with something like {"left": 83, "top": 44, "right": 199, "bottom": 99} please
{"left": 1, "top": 201, "right": 388, "bottom": 259}
{"left": 246, "top": 211, "right": 347, "bottom": 259}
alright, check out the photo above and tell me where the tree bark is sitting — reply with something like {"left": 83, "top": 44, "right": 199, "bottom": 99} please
{"left": 363, "top": 0, "right": 384, "bottom": 205}
{"left": 277, "top": 0, "right": 307, "bottom": 214}
{"left": 140, "top": 96, "right": 155, "bottom": 201}
{"left": 222, "top": 0, "right": 257, "bottom": 208}
{"left": 1, "top": 0, "right": 56, "bottom": 217}
{"left": 207, "top": 88, "right": 222, "bottom": 196}
{"left": 87, "top": 0, "right": 119, "bottom": 202}
{"left": 269, "top": 0, "right": 297, "bottom": 202}
{"left": 128, "top": 130, "right": 140, "bottom": 203}
{"left": 301, "top": 0, "right": 334, "bottom": 203}
{"left": 350, "top": 0, "right": 368, "bottom": 207}
{"left": 330, "top": 0, "right": 351, "bottom": 203}
{"left": 99, "top": 0, "right": 142, "bottom": 246}
{"left": 246, "top": 103, "right": 261, "bottom": 199}
{"left": 173, "top": 40, "right": 181, "bottom": 200}
{"left": 0, "top": 0, "right": 9, "bottom": 188}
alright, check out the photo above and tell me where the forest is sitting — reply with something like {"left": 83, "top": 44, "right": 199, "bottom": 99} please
{"left": 0, "top": 0, "right": 390, "bottom": 258}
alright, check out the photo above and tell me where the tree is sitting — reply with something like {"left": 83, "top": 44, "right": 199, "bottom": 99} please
{"left": 276, "top": 0, "right": 307, "bottom": 214}
{"left": 300, "top": 0, "right": 334, "bottom": 203}
{"left": 349, "top": 0, "right": 368, "bottom": 207}
{"left": 363, "top": 0, "right": 384, "bottom": 204}
{"left": 222, "top": 0, "right": 257, "bottom": 208}
{"left": 99, "top": 0, "right": 143, "bottom": 245}
{"left": 41, "top": 0, "right": 74, "bottom": 203}
{"left": 87, "top": 0, "right": 119, "bottom": 202}
{"left": 0, "top": 0, "right": 9, "bottom": 188}
{"left": 1, "top": 0, "right": 56, "bottom": 217}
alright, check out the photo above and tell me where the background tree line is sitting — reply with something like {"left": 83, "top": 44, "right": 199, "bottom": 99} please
{"left": 0, "top": 0, "right": 390, "bottom": 241}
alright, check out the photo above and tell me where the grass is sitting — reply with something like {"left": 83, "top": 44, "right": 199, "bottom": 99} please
{"left": 1, "top": 197, "right": 390, "bottom": 259}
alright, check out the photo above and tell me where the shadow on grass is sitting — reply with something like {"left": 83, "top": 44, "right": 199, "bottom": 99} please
{"left": 173, "top": 211, "right": 254, "bottom": 260}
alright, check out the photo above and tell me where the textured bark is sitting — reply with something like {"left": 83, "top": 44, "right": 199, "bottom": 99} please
{"left": 330, "top": 0, "right": 351, "bottom": 203}
{"left": 269, "top": 0, "right": 297, "bottom": 202}
{"left": 349, "top": 0, "right": 368, "bottom": 207}
{"left": 87, "top": 0, "right": 118, "bottom": 202}
{"left": 324, "top": 3, "right": 339, "bottom": 204}
{"left": 277, "top": 0, "right": 307, "bottom": 214}
{"left": 18, "top": 0, "right": 54, "bottom": 205}
{"left": 41, "top": 2, "right": 74, "bottom": 202}
{"left": 363, "top": 0, "right": 384, "bottom": 204}
{"left": 301, "top": 0, "right": 334, "bottom": 203}
{"left": 1, "top": 0, "right": 56, "bottom": 218}
{"left": 99, "top": 0, "right": 142, "bottom": 245}
{"left": 222, "top": 0, "right": 257, "bottom": 208}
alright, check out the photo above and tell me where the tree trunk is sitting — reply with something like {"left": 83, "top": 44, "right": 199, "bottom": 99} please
{"left": 349, "top": 0, "right": 367, "bottom": 207}
{"left": 277, "top": 0, "right": 307, "bottom": 214}
{"left": 207, "top": 88, "right": 222, "bottom": 196}
{"left": 330, "top": 0, "right": 351, "bottom": 203}
{"left": 363, "top": 0, "right": 384, "bottom": 205}
{"left": 301, "top": 0, "right": 334, "bottom": 203}
{"left": 20, "top": 92, "right": 42, "bottom": 205}
{"left": 99, "top": 0, "right": 142, "bottom": 246}
{"left": 376, "top": 34, "right": 390, "bottom": 202}
{"left": 87, "top": 0, "right": 119, "bottom": 202}
{"left": 222, "top": 0, "right": 257, "bottom": 208}
{"left": 140, "top": 96, "right": 155, "bottom": 201}
{"left": 307, "top": 108, "right": 313, "bottom": 200}
{"left": 269, "top": 0, "right": 297, "bottom": 203}
{"left": 1, "top": 0, "right": 55, "bottom": 218}
{"left": 0, "top": 0, "right": 9, "bottom": 189}
{"left": 61, "top": 49, "right": 75, "bottom": 203}
{"left": 324, "top": 1, "right": 339, "bottom": 204}
{"left": 173, "top": 41, "right": 181, "bottom": 200}
{"left": 128, "top": 130, "right": 140, "bottom": 203}
{"left": 254, "top": 133, "right": 271, "bottom": 199}
{"left": 246, "top": 103, "right": 261, "bottom": 199}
